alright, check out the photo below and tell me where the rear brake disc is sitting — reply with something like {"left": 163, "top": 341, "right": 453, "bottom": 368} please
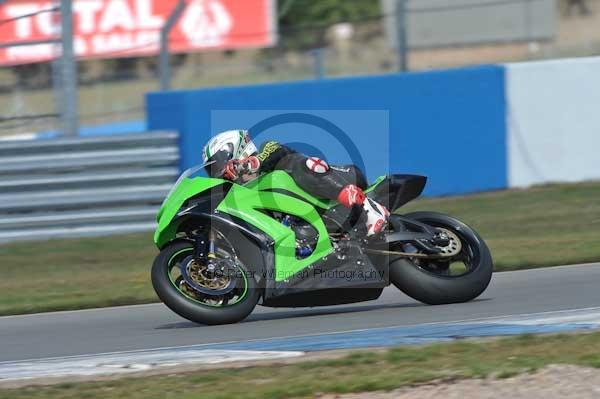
{"left": 433, "top": 228, "right": 462, "bottom": 257}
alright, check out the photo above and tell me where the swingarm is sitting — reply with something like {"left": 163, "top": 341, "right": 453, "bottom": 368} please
{"left": 364, "top": 215, "right": 460, "bottom": 259}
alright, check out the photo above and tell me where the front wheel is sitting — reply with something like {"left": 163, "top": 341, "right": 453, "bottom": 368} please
{"left": 389, "top": 211, "right": 493, "bottom": 305}
{"left": 151, "top": 240, "right": 259, "bottom": 325}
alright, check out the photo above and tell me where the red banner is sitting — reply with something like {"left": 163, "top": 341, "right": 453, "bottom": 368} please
{"left": 0, "top": 0, "right": 276, "bottom": 66}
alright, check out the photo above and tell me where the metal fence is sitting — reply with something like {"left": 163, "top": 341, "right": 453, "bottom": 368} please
{"left": 0, "top": 131, "right": 179, "bottom": 243}
{"left": 3, "top": 0, "right": 600, "bottom": 138}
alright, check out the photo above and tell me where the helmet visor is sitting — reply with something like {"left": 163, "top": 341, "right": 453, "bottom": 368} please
{"left": 204, "top": 149, "right": 233, "bottom": 178}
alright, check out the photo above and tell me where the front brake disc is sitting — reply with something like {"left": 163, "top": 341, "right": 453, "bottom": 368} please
{"left": 180, "top": 256, "right": 240, "bottom": 296}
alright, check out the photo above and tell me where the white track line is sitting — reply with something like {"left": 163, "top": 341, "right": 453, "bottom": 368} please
{"left": 0, "top": 303, "right": 160, "bottom": 320}
{"left": 0, "top": 350, "right": 305, "bottom": 381}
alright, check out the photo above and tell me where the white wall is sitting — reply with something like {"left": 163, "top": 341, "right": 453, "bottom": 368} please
{"left": 506, "top": 56, "right": 600, "bottom": 187}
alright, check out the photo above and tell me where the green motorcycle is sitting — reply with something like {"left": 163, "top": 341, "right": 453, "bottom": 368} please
{"left": 151, "top": 164, "right": 493, "bottom": 325}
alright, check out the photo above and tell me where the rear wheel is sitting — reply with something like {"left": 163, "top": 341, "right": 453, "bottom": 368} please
{"left": 389, "top": 211, "right": 493, "bottom": 305}
{"left": 151, "top": 239, "right": 259, "bottom": 325}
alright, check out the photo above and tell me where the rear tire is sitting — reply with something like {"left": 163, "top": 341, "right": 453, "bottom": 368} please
{"left": 389, "top": 212, "right": 493, "bottom": 305}
{"left": 151, "top": 241, "right": 260, "bottom": 325}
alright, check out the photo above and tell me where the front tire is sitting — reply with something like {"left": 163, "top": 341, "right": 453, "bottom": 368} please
{"left": 389, "top": 211, "right": 493, "bottom": 305}
{"left": 151, "top": 241, "right": 260, "bottom": 325}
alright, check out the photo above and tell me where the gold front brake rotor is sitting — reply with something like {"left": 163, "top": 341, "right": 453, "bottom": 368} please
{"left": 186, "top": 259, "right": 231, "bottom": 290}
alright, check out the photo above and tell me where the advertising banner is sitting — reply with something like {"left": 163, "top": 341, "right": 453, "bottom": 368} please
{"left": 0, "top": 0, "right": 276, "bottom": 65}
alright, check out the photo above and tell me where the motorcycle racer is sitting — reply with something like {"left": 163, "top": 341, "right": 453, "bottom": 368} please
{"left": 202, "top": 130, "right": 390, "bottom": 236}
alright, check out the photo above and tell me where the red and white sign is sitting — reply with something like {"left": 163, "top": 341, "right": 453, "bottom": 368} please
{"left": 0, "top": 0, "right": 276, "bottom": 66}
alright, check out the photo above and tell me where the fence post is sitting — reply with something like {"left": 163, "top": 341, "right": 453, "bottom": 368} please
{"left": 395, "top": 0, "right": 408, "bottom": 72}
{"left": 311, "top": 48, "right": 325, "bottom": 79}
{"left": 159, "top": 0, "right": 187, "bottom": 91}
{"left": 60, "top": 0, "right": 79, "bottom": 136}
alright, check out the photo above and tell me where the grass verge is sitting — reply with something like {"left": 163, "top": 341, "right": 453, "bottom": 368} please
{"left": 3, "top": 332, "right": 600, "bottom": 398}
{"left": 1, "top": 181, "right": 599, "bottom": 315}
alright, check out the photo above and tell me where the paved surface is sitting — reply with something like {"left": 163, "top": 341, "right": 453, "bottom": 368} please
{"left": 1, "top": 263, "right": 599, "bottom": 363}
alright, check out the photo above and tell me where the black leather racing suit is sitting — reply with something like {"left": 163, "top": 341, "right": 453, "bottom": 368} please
{"left": 255, "top": 141, "right": 367, "bottom": 201}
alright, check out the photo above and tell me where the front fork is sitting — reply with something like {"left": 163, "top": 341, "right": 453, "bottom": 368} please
{"left": 193, "top": 228, "right": 217, "bottom": 263}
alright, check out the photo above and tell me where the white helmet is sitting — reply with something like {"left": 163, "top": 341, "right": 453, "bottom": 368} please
{"left": 202, "top": 130, "right": 257, "bottom": 177}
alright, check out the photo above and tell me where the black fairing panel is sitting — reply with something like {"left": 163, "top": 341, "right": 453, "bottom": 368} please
{"left": 369, "top": 174, "right": 427, "bottom": 210}
{"left": 181, "top": 182, "right": 232, "bottom": 214}
{"left": 262, "top": 287, "right": 383, "bottom": 308}
{"left": 262, "top": 241, "right": 387, "bottom": 307}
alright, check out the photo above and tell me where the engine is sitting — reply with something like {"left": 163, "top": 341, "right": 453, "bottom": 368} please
{"left": 279, "top": 214, "right": 319, "bottom": 258}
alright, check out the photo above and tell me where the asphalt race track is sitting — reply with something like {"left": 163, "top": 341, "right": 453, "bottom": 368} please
{"left": 2, "top": 263, "right": 600, "bottom": 364}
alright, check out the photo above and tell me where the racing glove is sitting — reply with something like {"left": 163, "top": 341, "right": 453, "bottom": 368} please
{"left": 223, "top": 156, "right": 260, "bottom": 181}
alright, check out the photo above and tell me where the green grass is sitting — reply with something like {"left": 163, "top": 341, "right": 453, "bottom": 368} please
{"left": 1, "top": 181, "right": 599, "bottom": 316}
{"left": 3, "top": 332, "right": 600, "bottom": 399}
{"left": 0, "top": 232, "right": 157, "bottom": 315}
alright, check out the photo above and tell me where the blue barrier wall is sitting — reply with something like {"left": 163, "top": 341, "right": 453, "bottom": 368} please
{"left": 147, "top": 66, "right": 506, "bottom": 196}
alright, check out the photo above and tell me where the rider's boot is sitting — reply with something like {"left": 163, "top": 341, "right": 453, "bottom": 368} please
{"left": 337, "top": 184, "right": 390, "bottom": 236}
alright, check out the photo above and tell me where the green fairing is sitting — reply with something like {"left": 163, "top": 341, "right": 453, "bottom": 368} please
{"left": 365, "top": 175, "right": 386, "bottom": 193}
{"left": 243, "top": 171, "right": 334, "bottom": 209}
{"left": 154, "top": 177, "right": 225, "bottom": 247}
{"left": 155, "top": 170, "right": 387, "bottom": 281}
{"left": 217, "top": 177, "right": 333, "bottom": 281}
